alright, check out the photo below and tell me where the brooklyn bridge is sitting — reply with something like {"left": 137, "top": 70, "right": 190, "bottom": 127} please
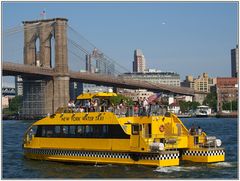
{"left": 2, "top": 18, "right": 194, "bottom": 117}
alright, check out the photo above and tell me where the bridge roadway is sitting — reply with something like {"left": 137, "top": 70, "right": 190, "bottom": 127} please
{"left": 3, "top": 62, "right": 195, "bottom": 95}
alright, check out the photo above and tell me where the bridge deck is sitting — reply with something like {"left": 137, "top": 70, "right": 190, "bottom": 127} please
{"left": 3, "top": 62, "right": 194, "bottom": 95}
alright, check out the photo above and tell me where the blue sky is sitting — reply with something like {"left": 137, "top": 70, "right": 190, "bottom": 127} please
{"left": 2, "top": 2, "right": 238, "bottom": 83}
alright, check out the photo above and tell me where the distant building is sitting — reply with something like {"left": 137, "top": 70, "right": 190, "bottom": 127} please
{"left": 133, "top": 49, "right": 146, "bottom": 73}
{"left": 69, "top": 82, "right": 113, "bottom": 100}
{"left": 181, "top": 73, "right": 216, "bottom": 93}
{"left": 231, "top": 45, "right": 239, "bottom": 77}
{"left": 169, "top": 102, "right": 180, "bottom": 114}
{"left": 2, "top": 83, "right": 16, "bottom": 109}
{"left": 175, "top": 95, "right": 193, "bottom": 103}
{"left": 216, "top": 77, "right": 238, "bottom": 112}
{"left": 119, "top": 89, "right": 154, "bottom": 102}
{"left": 2, "top": 96, "right": 10, "bottom": 109}
{"left": 119, "top": 69, "right": 180, "bottom": 87}
{"left": 193, "top": 91, "right": 208, "bottom": 105}
{"left": 87, "top": 48, "right": 115, "bottom": 75}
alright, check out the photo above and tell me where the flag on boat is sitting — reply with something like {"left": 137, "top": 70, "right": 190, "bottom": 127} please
{"left": 147, "top": 93, "right": 161, "bottom": 103}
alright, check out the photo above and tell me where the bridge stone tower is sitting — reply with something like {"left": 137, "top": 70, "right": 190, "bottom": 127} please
{"left": 22, "top": 18, "right": 69, "bottom": 116}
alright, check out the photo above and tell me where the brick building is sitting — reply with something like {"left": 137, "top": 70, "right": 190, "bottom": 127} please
{"left": 216, "top": 77, "right": 238, "bottom": 112}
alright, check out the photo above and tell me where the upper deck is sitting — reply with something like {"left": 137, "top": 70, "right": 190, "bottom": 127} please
{"left": 76, "top": 92, "right": 117, "bottom": 100}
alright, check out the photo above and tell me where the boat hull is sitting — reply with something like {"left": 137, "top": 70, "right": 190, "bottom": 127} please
{"left": 181, "top": 148, "right": 225, "bottom": 163}
{"left": 24, "top": 148, "right": 179, "bottom": 167}
{"left": 196, "top": 114, "right": 208, "bottom": 118}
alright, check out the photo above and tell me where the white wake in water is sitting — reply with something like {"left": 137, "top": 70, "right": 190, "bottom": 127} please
{"left": 210, "top": 162, "right": 233, "bottom": 168}
{"left": 154, "top": 162, "right": 234, "bottom": 173}
{"left": 154, "top": 166, "right": 199, "bottom": 173}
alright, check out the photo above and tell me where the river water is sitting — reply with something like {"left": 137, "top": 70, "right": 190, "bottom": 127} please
{"left": 2, "top": 117, "right": 238, "bottom": 179}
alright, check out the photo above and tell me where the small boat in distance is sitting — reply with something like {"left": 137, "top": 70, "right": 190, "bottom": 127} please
{"left": 195, "top": 105, "right": 211, "bottom": 117}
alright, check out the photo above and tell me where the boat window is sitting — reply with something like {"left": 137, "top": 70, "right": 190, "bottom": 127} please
{"left": 26, "top": 125, "right": 38, "bottom": 139}
{"left": 34, "top": 124, "right": 130, "bottom": 139}
{"left": 62, "top": 126, "right": 68, "bottom": 135}
{"left": 69, "top": 126, "right": 75, "bottom": 136}
{"left": 31, "top": 126, "right": 37, "bottom": 136}
{"left": 76, "top": 125, "right": 85, "bottom": 136}
{"left": 46, "top": 126, "right": 54, "bottom": 137}
{"left": 36, "top": 126, "right": 54, "bottom": 137}
{"left": 132, "top": 124, "right": 140, "bottom": 135}
{"left": 55, "top": 126, "right": 61, "bottom": 135}
{"left": 93, "top": 125, "right": 101, "bottom": 136}
{"left": 35, "top": 126, "right": 42, "bottom": 137}
{"left": 41, "top": 126, "right": 46, "bottom": 137}
{"left": 103, "top": 125, "right": 108, "bottom": 136}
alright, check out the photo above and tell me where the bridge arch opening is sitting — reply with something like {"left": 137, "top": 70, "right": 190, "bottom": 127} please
{"left": 35, "top": 37, "right": 40, "bottom": 67}
{"left": 50, "top": 32, "right": 55, "bottom": 68}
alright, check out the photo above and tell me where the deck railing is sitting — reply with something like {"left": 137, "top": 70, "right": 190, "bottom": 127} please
{"left": 54, "top": 105, "right": 168, "bottom": 117}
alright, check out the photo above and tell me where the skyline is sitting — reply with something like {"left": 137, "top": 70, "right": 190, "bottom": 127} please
{"left": 2, "top": 2, "right": 238, "bottom": 84}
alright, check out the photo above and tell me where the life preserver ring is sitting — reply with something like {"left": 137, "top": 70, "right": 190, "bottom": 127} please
{"left": 159, "top": 125, "right": 165, "bottom": 132}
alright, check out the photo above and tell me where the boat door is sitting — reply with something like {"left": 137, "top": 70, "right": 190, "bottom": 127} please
{"left": 143, "top": 123, "right": 151, "bottom": 138}
{"left": 130, "top": 124, "right": 140, "bottom": 150}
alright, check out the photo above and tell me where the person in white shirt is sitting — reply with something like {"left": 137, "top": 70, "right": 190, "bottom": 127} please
{"left": 143, "top": 98, "right": 149, "bottom": 114}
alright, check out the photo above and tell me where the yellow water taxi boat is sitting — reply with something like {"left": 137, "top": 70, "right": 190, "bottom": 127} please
{"left": 23, "top": 91, "right": 225, "bottom": 167}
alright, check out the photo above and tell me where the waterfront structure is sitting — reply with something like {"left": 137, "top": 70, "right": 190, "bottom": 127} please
{"left": 119, "top": 69, "right": 180, "bottom": 87}
{"left": 216, "top": 77, "right": 238, "bottom": 112}
{"left": 133, "top": 49, "right": 146, "bottom": 73}
{"left": 231, "top": 45, "right": 239, "bottom": 78}
{"left": 181, "top": 73, "right": 216, "bottom": 93}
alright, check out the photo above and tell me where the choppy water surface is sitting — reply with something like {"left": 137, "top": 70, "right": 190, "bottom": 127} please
{"left": 2, "top": 117, "right": 238, "bottom": 179}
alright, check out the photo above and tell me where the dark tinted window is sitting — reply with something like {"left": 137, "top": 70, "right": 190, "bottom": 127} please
{"left": 132, "top": 124, "right": 140, "bottom": 135}
{"left": 35, "top": 124, "right": 130, "bottom": 139}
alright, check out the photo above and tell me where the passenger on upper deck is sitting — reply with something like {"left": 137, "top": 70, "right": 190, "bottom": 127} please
{"left": 189, "top": 124, "right": 196, "bottom": 135}
{"left": 93, "top": 99, "right": 99, "bottom": 112}
{"left": 100, "top": 99, "right": 108, "bottom": 112}
{"left": 85, "top": 100, "right": 91, "bottom": 112}
{"left": 133, "top": 102, "right": 139, "bottom": 116}
{"left": 143, "top": 98, "right": 149, "bottom": 113}
{"left": 198, "top": 126, "right": 202, "bottom": 135}
{"left": 68, "top": 100, "right": 75, "bottom": 108}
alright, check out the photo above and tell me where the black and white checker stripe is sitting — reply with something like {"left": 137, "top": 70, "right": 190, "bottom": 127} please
{"left": 24, "top": 149, "right": 130, "bottom": 159}
{"left": 182, "top": 149, "right": 225, "bottom": 156}
{"left": 139, "top": 153, "right": 179, "bottom": 160}
{"left": 24, "top": 148, "right": 179, "bottom": 161}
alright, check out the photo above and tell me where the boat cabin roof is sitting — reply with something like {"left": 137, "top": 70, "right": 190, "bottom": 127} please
{"left": 76, "top": 92, "right": 117, "bottom": 100}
